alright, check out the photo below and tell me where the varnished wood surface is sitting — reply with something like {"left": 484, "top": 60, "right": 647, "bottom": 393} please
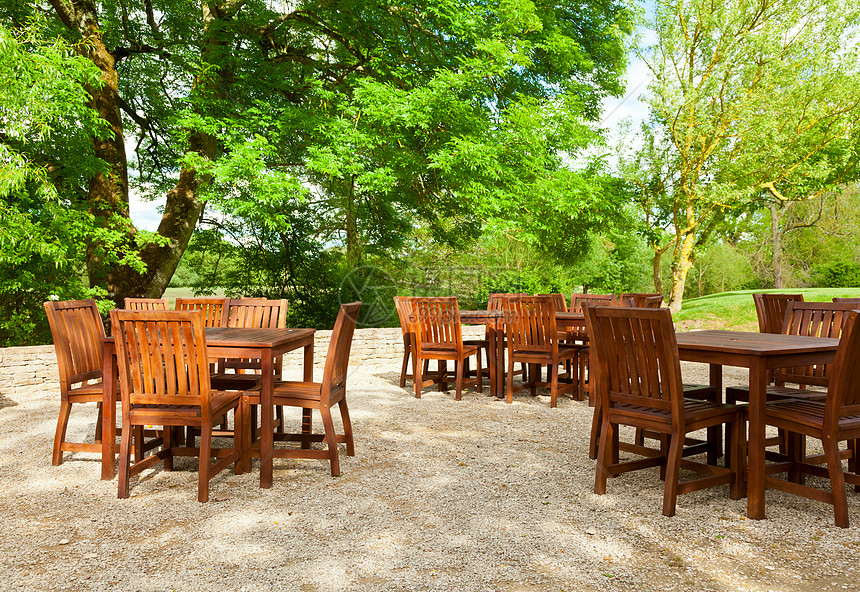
{"left": 205, "top": 327, "right": 315, "bottom": 347}
{"left": 675, "top": 330, "right": 839, "bottom": 357}
{"left": 674, "top": 328, "right": 839, "bottom": 521}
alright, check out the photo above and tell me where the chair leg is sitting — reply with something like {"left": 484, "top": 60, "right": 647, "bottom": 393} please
{"left": 454, "top": 358, "right": 464, "bottom": 401}
{"left": 824, "top": 436, "right": 849, "bottom": 528}
{"left": 594, "top": 417, "right": 614, "bottom": 494}
{"left": 728, "top": 413, "right": 743, "bottom": 500}
{"left": 301, "top": 408, "right": 313, "bottom": 450}
{"left": 275, "top": 406, "right": 285, "bottom": 434}
{"left": 662, "top": 433, "right": 684, "bottom": 517}
{"left": 52, "top": 399, "right": 72, "bottom": 466}
{"left": 198, "top": 424, "right": 213, "bottom": 503}
{"left": 399, "top": 343, "right": 410, "bottom": 388}
{"left": 588, "top": 399, "right": 601, "bottom": 460}
{"left": 94, "top": 402, "right": 104, "bottom": 444}
{"left": 338, "top": 399, "right": 355, "bottom": 456}
{"left": 506, "top": 354, "right": 515, "bottom": 404}
{"left": 163, "top": 425, "right": 174, "bottom": 472}
{"left": 549, "top": 362, "right": 559, "bottom": 408}
{"left": 117, "top": 416, "right": 133, "bottom": 499}
{"left": 320, "top": 406, "right": 341, "bottom": 476}
{"left": 414, "top": 355, "right": 422, "bottom": 398}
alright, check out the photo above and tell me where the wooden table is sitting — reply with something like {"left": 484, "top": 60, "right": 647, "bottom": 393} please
{"left": 674, "top": 330, "right": 838, "bottom": 520}
{"left": 101, "top": 327, "right": 316, "bottom": 488}
{"left": 459, "top": 310, "right": 585, "bottom": 398}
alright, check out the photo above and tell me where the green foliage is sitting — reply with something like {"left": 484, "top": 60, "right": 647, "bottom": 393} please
{"left": 811, "top": 260, "right": 860, "bottom": 288}
{"left": 0, "top": 22, "right": 113, "bottom": 345}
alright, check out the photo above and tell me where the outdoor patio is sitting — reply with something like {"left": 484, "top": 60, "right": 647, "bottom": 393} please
{"left": 0, "top": 345, "right": 858, "bottom": 592}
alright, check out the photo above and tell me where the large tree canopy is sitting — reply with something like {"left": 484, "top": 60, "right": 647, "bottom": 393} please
{"left": 0, "top": 0, "right": 633, "bottom": 336}
{"left": 627, "top": 0, "right": 860, "bottom": 311}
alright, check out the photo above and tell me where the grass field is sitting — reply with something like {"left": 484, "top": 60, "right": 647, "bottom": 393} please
{"left": 672, "top": 288, "right": 860, "bottom": 331}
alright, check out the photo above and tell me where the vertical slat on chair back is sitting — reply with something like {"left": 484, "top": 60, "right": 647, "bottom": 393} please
{"left": 503, "top": 295, "right": 556, "bottom": 354}
{"left": 754, "top": 293, "right": 804, "bottom": 334}
{"left": 394, "top": 296, "right": 411, "bottom": 336}
{"left": 538, "top": 293, "right": 569, "bottom": 312}
{"left": 487, "top": 293, "right": 527, "bottom": 310}
{"left": 825, "top": 310, "right": 860, "bottom": 418}
{"left": 223, "top": 298, "right": 288, "bottom": 328}
{"left": 590, "top": 307, "right": 682, "bottom": 414}
{"left": 777, "top": 301, "right": 857, "bottom": 387}
{"left": 124, "top": 298, "right": 168, "bottom": 310}
{"left": 571, "top": 293, "right": 616, "bottom": 313}
{"left": 174, "top": 297, "right": 227, "bottom": 327}
{"left": 110, "top": 309, "right": 211, "bottom": 409}
{"left": 322, "top": 302, "right": 362, "bottom": 394}
{"left": 43, "top": 299, "right": 105, "bottom": 391}
{"left": 410, "top": 297, "right": 462, "bottom": 354}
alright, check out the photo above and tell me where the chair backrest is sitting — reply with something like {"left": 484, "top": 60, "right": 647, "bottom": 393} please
{"left": 753, "top": 293, "right": 804, "bottom": 334}
{"left": 776, "top": 301, "right": 858, "bottom": 387}
{"left": 824, "top": 309, "right": 860, "bottom": 420}
{"left": 641, "top": 294, "right": 664, "bottom": 308}
{"left": 174, "top": 297, "right": 227, "bottom": 327}
{"left": 570, "top": 293, "right": 616, "bottom": 313}
{"left": 409, "top": 297, "right": 464, "bottom": 355}
{"left": 486, "top": 293, "right": 526, "bottom": 310}
{"left": 124, "top": 297, "right": 168, "bottom": 310}
{"left": 619, "top": 292, "right": 663, "bottom": 307}
{"left": 503, "top": 295, "right": 558, "bottom": 354}
{"left": 110, "top": 309, "right": 212, "bottom": 411}
{"left": 538, "top": 293, "right": 569, "bottom": 312}
{"left": 321, "top": 302, "right": 362, "bottom": 397}
{"left": 43, "top": 299, "right": 106, "bottom": 394}
{"left": 833, "top": 297, "right": 860, "bottom": 303}
{"left": 394, "top": 296, "right": 412, "bottom": 337}
{"left": 589, "top": 306, "right": 683, "bottom": 417}
{"left": 222, "top": 298, "right": 288, "bottom": 328}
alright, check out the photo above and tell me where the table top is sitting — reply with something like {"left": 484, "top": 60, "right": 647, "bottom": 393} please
{"left": 204, "top": 327, "right": 315, "bottom": 347}
{"left": 460, "top": 310, "right": 584, "bottom": 321}
{"left": 675, "top": 329, "right": 839, "bottom": 356}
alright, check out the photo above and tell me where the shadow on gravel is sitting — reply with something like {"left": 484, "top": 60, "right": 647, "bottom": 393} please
{"left": 0, "top": 393, "right": 19, "bottom": 408}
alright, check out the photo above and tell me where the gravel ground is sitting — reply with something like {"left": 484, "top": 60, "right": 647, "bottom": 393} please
{"left": 2, "top": 357, "right": 860, "bottom": 592}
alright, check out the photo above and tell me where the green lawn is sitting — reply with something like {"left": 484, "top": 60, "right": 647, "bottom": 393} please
{"left": 673, "top": 288, "right": 860, "bottom": 332}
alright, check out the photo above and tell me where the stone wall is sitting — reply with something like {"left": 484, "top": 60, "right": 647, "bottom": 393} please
{"left": 0, "top": 328, "right": 418, "bottom": 397}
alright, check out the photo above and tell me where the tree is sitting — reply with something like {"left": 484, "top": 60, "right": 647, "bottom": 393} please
{"left": 0, "top": 0, "right": 633, "bottom": 317}
{"left": 634, "top": 0, "right": 860, "bottom": 311}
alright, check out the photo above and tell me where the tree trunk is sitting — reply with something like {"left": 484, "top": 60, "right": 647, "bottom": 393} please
{"left": 652, "top": 247, "right": 664, "bottom": 295}
{"left": 51, "top": 0, "right": 221, "bottom": 306}
{"left": 770, "top": 201, "right": 784, "bottom": 289}
{"left": 344, "top": 175, "right": 362, "bottom": 268}
{"left": 667, "top": 232, "right": 695, "bottom": 313}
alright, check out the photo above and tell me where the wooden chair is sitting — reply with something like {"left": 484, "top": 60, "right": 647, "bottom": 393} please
{"left": 763, "top": 309, "right": 860, "bottom": 527}
{"left": 726, "top": 301, "right": 858, "bottom": 404}
{"left": 124, "top": 298, "right": 168, "bottom": 310}
{"left": 408, "top": 297, "right": 482, "bottom": 401}
{"left": 590, "top": 306, "right": 743, "bottom": 516}
{"left": 538, "top": 293, "right": 569, "bottom": 312}
{"left": 242, "top": 302, "right": 361, "bottom": 476}
{"left": 208, "top": 298, "right": 290, "bottom": 435}
{"left": 502, "top": 295, "right": 579, "bottom": 407}
{"left": 570, "top": 293, "right": 616, "bottom": 313}
{"left": 619, "top": 293, "right": 663, "bottom": 307}
{"left": 753, "top": 293, "right": 804, "bottom": 334}
{"left": 43, "top": 299, "right": 116, "bottom": 465}
{"left": 833, "top": 297, "right": 860, "bottom": 303}
{"left": 174, "top": 297, "right": 227, "bottom": 327}
{"left": 111, "top": 309, "right": 245, "bottom": 502}
{"left": 394, "top": 296, "right": 429, "bottom": 388}
{"left": 641, "top": 294, "right": 664, "bottom": 308}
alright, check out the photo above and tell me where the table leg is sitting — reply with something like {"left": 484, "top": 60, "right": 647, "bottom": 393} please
{"left": 101, "top": 341, "right": 116, "bottom": 480}
{"left": 301, "top": 342, "right": 314, "bottom": 449}
{"left": 493, "top": 319, "right": 505, "bottom": 397}
{"left": 747, "top": 358, "right": 766, "bottom": 519}
{"left": 260, "top": 353, "right": 274, "bottom": 489}
{"left": 708, "top": 363, "right": 723, "bottom": 463}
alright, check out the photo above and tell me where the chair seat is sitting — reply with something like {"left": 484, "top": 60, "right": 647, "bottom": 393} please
{"left": 129, "top": 392, "right": 241, "bottom": 424}
{"left": 726, "top": 384, "right": 826, "bottom": 402}
{"left": 511, "top": 345, "right": 580, "bottom": 361}
{"left": 247, "top": 380, "right": 324, "bottom": 402}
{"left": 766, "top": 399, "right": 860, "bottom": 432}
{"left": 611, "top": 399, "right": 740, "bottom": 429}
